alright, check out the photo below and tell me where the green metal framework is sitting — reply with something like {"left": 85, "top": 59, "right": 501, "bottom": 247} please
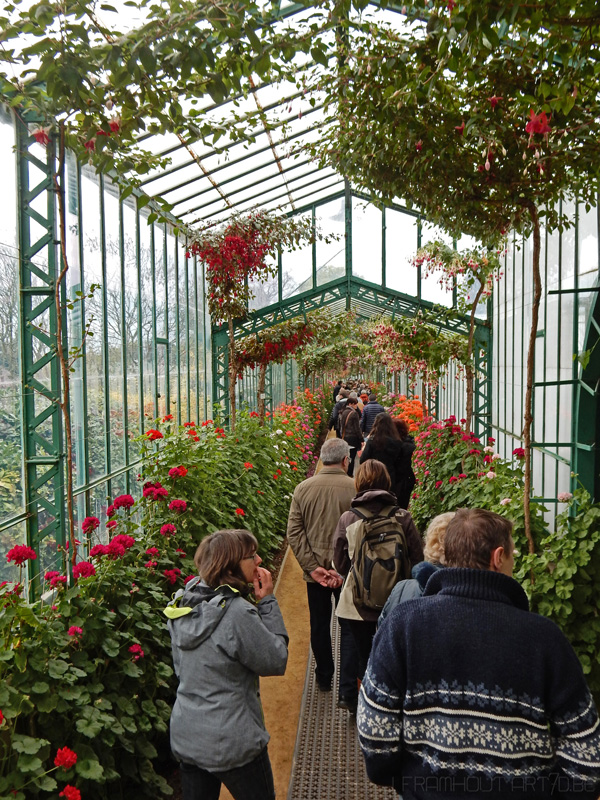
{"left": 16, "top": 119, "right": 65, "bottom": 593}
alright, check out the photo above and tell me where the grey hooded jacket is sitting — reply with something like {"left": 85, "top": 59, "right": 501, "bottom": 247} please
{"left": 164, "top": 577, "right": 289, "bottom": 771}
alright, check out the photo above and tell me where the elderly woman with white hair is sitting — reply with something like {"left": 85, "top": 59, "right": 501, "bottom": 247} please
{"left": 377, "top": 511, "right": 455, "bottom": 627}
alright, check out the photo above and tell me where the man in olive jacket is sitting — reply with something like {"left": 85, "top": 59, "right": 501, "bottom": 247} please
{"left": 287, "top": 438, "right": 359, "bottom": 708}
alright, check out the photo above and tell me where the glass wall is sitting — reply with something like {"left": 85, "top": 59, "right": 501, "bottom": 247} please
{"left": 491, "top": 202, "right": 599, "bottom": 520}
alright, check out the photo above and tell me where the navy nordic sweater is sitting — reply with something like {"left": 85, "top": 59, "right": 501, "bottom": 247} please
{"left": 357, "top": 568, "right": 600, "bottom": 800}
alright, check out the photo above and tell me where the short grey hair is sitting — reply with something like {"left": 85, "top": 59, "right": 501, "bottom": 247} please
{"left": 320, "top": 438, "right": 350, "bottom": 465}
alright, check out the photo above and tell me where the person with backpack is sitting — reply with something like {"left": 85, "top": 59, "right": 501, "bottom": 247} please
{"left": 332, "top": 459, "right": 423, "bottom": 712}
{"left": 360, "top": 393, "right": 386, "bottom": 436}
{"left": 339, "top": 394, "right": 363, "bottom": 476}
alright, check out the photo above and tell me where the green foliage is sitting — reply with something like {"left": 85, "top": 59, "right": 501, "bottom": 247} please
{"left": 0, "top": 387, "right": 330, "bottom": 798}
{"left": 409, "top": 415, "right": 547, "bottom": 546}
{"left": 516, "top": 488, "right": 600, "bottom": 703}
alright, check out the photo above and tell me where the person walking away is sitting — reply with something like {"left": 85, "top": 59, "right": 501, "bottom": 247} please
{"left": 164, "top": 529, "right": 288, "bottom": 800}
{"left": 378, "top": 511, "right": 454, "bottom": 627}
{"left": 333, "top": 380, "right": 343, "bottom": 404}
{"left": 358, "top": 509, "right": 600, "bottom": 800}
{"left": 360, "top": 413, "right": 410, "bottom": 509}
{"left": 328, "top": 388, "right": 350, "bottom": 437}
{"left": 333, "top": 460, "right": 423, "bottom": 701}
{"left": 339, "top": 395, "right": 363, "bottom": 477}
{"left": 286, "top": 438, "right": 360, "bottom": 706}
{"left": 360, "top": 393, "right": 386, "bottom": 437}
{"left": 391, "top": 418, "right": 416, "bottom": 509}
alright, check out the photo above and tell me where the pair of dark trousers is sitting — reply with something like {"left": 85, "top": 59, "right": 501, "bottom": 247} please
{"left": 306, "top": 582, "right": 359, "bottom": 699}
{"left": 347, "top": 619, "right": 378, "bottom": 680}
{"left": 180, "top": 747, "right": 275, "bottom": 800}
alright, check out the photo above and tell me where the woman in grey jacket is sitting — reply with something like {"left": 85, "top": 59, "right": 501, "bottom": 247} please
{"left": 164, "top": 529, "right": 288, "bottom": 800}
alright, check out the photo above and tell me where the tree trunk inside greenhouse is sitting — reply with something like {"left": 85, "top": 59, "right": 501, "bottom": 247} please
{"left": 257, "top": 363, "right": 267, "bottom": 426}
{"left": 522, "top": 203, "right": 542, "bottom": 557}
{"left": 54, "top": 125, "right": 77, "bottom": 565}
{"left": 228, "top": 317, "right": 237, "bottom": 431}
{"left": 421, "top": 383, "right": 427, "bottom": 417}
{"left": 465, "top": 283, "right": 485, "bottom": 435}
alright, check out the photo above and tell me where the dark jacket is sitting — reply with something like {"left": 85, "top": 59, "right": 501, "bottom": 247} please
{"left": 328, "top": 398, "right": 348, "bottom": 432}
{"left": 332, "top": 489, "right": 423, "bottom": 622}
{"left": 360, "top": 435, "right": 416, "bottom": 508}
{"left": 333, "top": 383, "right": 343, "bottom": 403}
{"left": 377, "top": 561, "right": 442, "bottom": 627}
{"left": 340, "top": 405, "right": 363, "bottom": 447}
{"left": 360, "top": 401, "right": 386, "bottom": 434}
{"left": 358, "top": 568, "right": 600, "bottom": 800}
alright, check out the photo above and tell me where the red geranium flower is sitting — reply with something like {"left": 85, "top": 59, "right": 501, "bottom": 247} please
{"left": 163, "top": 414, "right": 174, "bottom": 422}
{"left": 72, "top": 561, "right": 96, "bottom": 581}
{"left": 6, "top": 545, "right": 37, "bottom": 566}
{"left": 129, "top": 643, "right": 144, "bottom": 661}
{"left": 146, "top": 429, "right": 163, "bottom": 440}
{"left": 59, "top": 786, "right": 81, "bottom": 800}
{"left": 81, "top": 516, "right": 100, "bottom": 534}
{"left": 54, "top": 747, "right": 77, "bottom": 769}
{"left": 160, "top": 523, "right": 177, "bottom": 536}
{"left": 513, "top": 447, "right": 526, "bottom": 459}
{"left": 244, "top": 462, "right": 253, "bottom": 469}
{"left": 235, "top": 508, "right": 245, "bottom": 516}
{"left": 113, "top": 494, "right": 135, "bottom": 510}
{"left": 68, "top": 626, "right": 83, "bottom": 638}
{"left": 163, "top": 568, "right": 181, "bottom": 585}
{"left": 169, "top": 499, "right": 187, "bottom": 514}
{"left": 45, "top": 571, "right": 67, "bottom": 589}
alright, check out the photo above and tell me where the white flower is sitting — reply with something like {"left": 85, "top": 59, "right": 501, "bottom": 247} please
{"left": 557, "top": 492, "right": 573, "bottom": 502}
{"left": 276, "top": 429, "right": 283, "bottom": 435}
{"left": 484, "top": 446, "right": 494, "bottom": 453}
{"left": 273, "top": 444, "right": 279, "bottom": 450}
{"left": 492, "top": 453, "right": 502, "bottom": 460}
{"left": 500, "top": 498, "right": 511, "bottom": 506}
{"left": 486, "top": 471, "right": 496, "bottom": 479}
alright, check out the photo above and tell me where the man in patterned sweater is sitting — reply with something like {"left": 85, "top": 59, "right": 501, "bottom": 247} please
{"left": 357, "top": 508, "right": 600, "bottom": 799}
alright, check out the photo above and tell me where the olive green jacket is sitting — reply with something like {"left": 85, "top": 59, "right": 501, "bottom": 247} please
{"left": 286, "top": 466, "right": 356, "bottom": 582}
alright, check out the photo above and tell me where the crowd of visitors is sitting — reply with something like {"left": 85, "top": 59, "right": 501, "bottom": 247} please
{"left": 165, "top": 379, "right": 600, "bottom": 800}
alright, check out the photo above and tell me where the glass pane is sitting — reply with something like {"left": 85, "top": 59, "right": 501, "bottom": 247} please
{"left": 316, "top": 198, "right": 345, "bottom": 285}
{"left": 104, "top": 183, "right": 125, "bottom": 470}
{"left": 282, "top": 211, "right": 312, "bottom": 298}
{"left": 385, "top": 209, "right": 418, "bottom": 295}
{"left": 123, "top": 199, "right": 141, "bottom": 461}
{"left": 353, "top": 199, "right": 382, "bottom": 283}
{"left": 140, "top": 214, "right": 155, "bottom": 423}
{"left": 81, "top": 169, "right": 106, "bottom": 481}
{"left": 0, "top": 110, "right": 23, "bottom": 522}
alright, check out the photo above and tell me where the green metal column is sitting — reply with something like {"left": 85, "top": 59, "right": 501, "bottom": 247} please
{"left": 211, "top": 327, "right": 229, "bottom": 416}
{"left": 285, "top": 359, "right": 294, "bottom": 404}
{"left": 16, "top": 118, "right": 65, "bottom": 593}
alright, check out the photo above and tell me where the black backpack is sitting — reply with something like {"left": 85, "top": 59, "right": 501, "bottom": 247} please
{"left": 349, "top": 505, "right": 411, "bottom": 610}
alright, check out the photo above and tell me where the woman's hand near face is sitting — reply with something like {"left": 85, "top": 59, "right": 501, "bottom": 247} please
{"left": 253, "top": 566, "right": 274, "bottom": 599}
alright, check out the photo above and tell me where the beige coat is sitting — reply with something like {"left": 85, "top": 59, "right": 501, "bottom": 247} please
{"left": 286, "top": 466, "right": 356, "bottom": 582}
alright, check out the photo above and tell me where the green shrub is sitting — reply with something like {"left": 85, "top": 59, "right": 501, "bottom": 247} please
{"left": 0, "top": 386, "right": 330, "bottom": 799}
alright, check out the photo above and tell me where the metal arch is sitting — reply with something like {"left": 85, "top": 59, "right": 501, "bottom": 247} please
{"left": 210, "top": 273, "right": 489, "bottom": 409}
{"left": 16, "top": 116, "right": 65, "bottom": 595}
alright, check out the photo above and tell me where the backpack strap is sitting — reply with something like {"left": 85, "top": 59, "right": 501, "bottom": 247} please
{"left": 351, "top": 504, "right": 399, "bottom": 521}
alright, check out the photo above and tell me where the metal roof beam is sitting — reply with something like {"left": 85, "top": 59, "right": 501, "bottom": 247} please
{"left": 139, "top": 102, "right": 327, "bottom": 187}
{"left": 184, "top": 161, "right": 335, "bottom": 218}
{"left": 189, "top": 171, "right": 341, "bottom": 224}
{"left": 170, "top": 153, "right": 316, "bottom": 210}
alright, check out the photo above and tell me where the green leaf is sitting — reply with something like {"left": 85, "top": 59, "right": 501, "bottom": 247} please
{"left": 17, "top": 753, "right": 43, "bottom": 773}
{"left": 47, "top": 659, "right": 69, "bottom": 679}
{"left": 76, "top": 758, "right": 105, "bottom": 780}
{"left": 12, "top": 734, "right": 49, "bottom": 755}
{"left": 138, "top": 46, "right": 156, "bottom": 74}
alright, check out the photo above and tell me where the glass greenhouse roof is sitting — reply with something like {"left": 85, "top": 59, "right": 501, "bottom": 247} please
{"left": 129, "top": 1, "right": 408, "bottom": 229}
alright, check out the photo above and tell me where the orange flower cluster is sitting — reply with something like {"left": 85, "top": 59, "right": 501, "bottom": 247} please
{"left": 388, "top": 394, "right": 427, "bottom": 432}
